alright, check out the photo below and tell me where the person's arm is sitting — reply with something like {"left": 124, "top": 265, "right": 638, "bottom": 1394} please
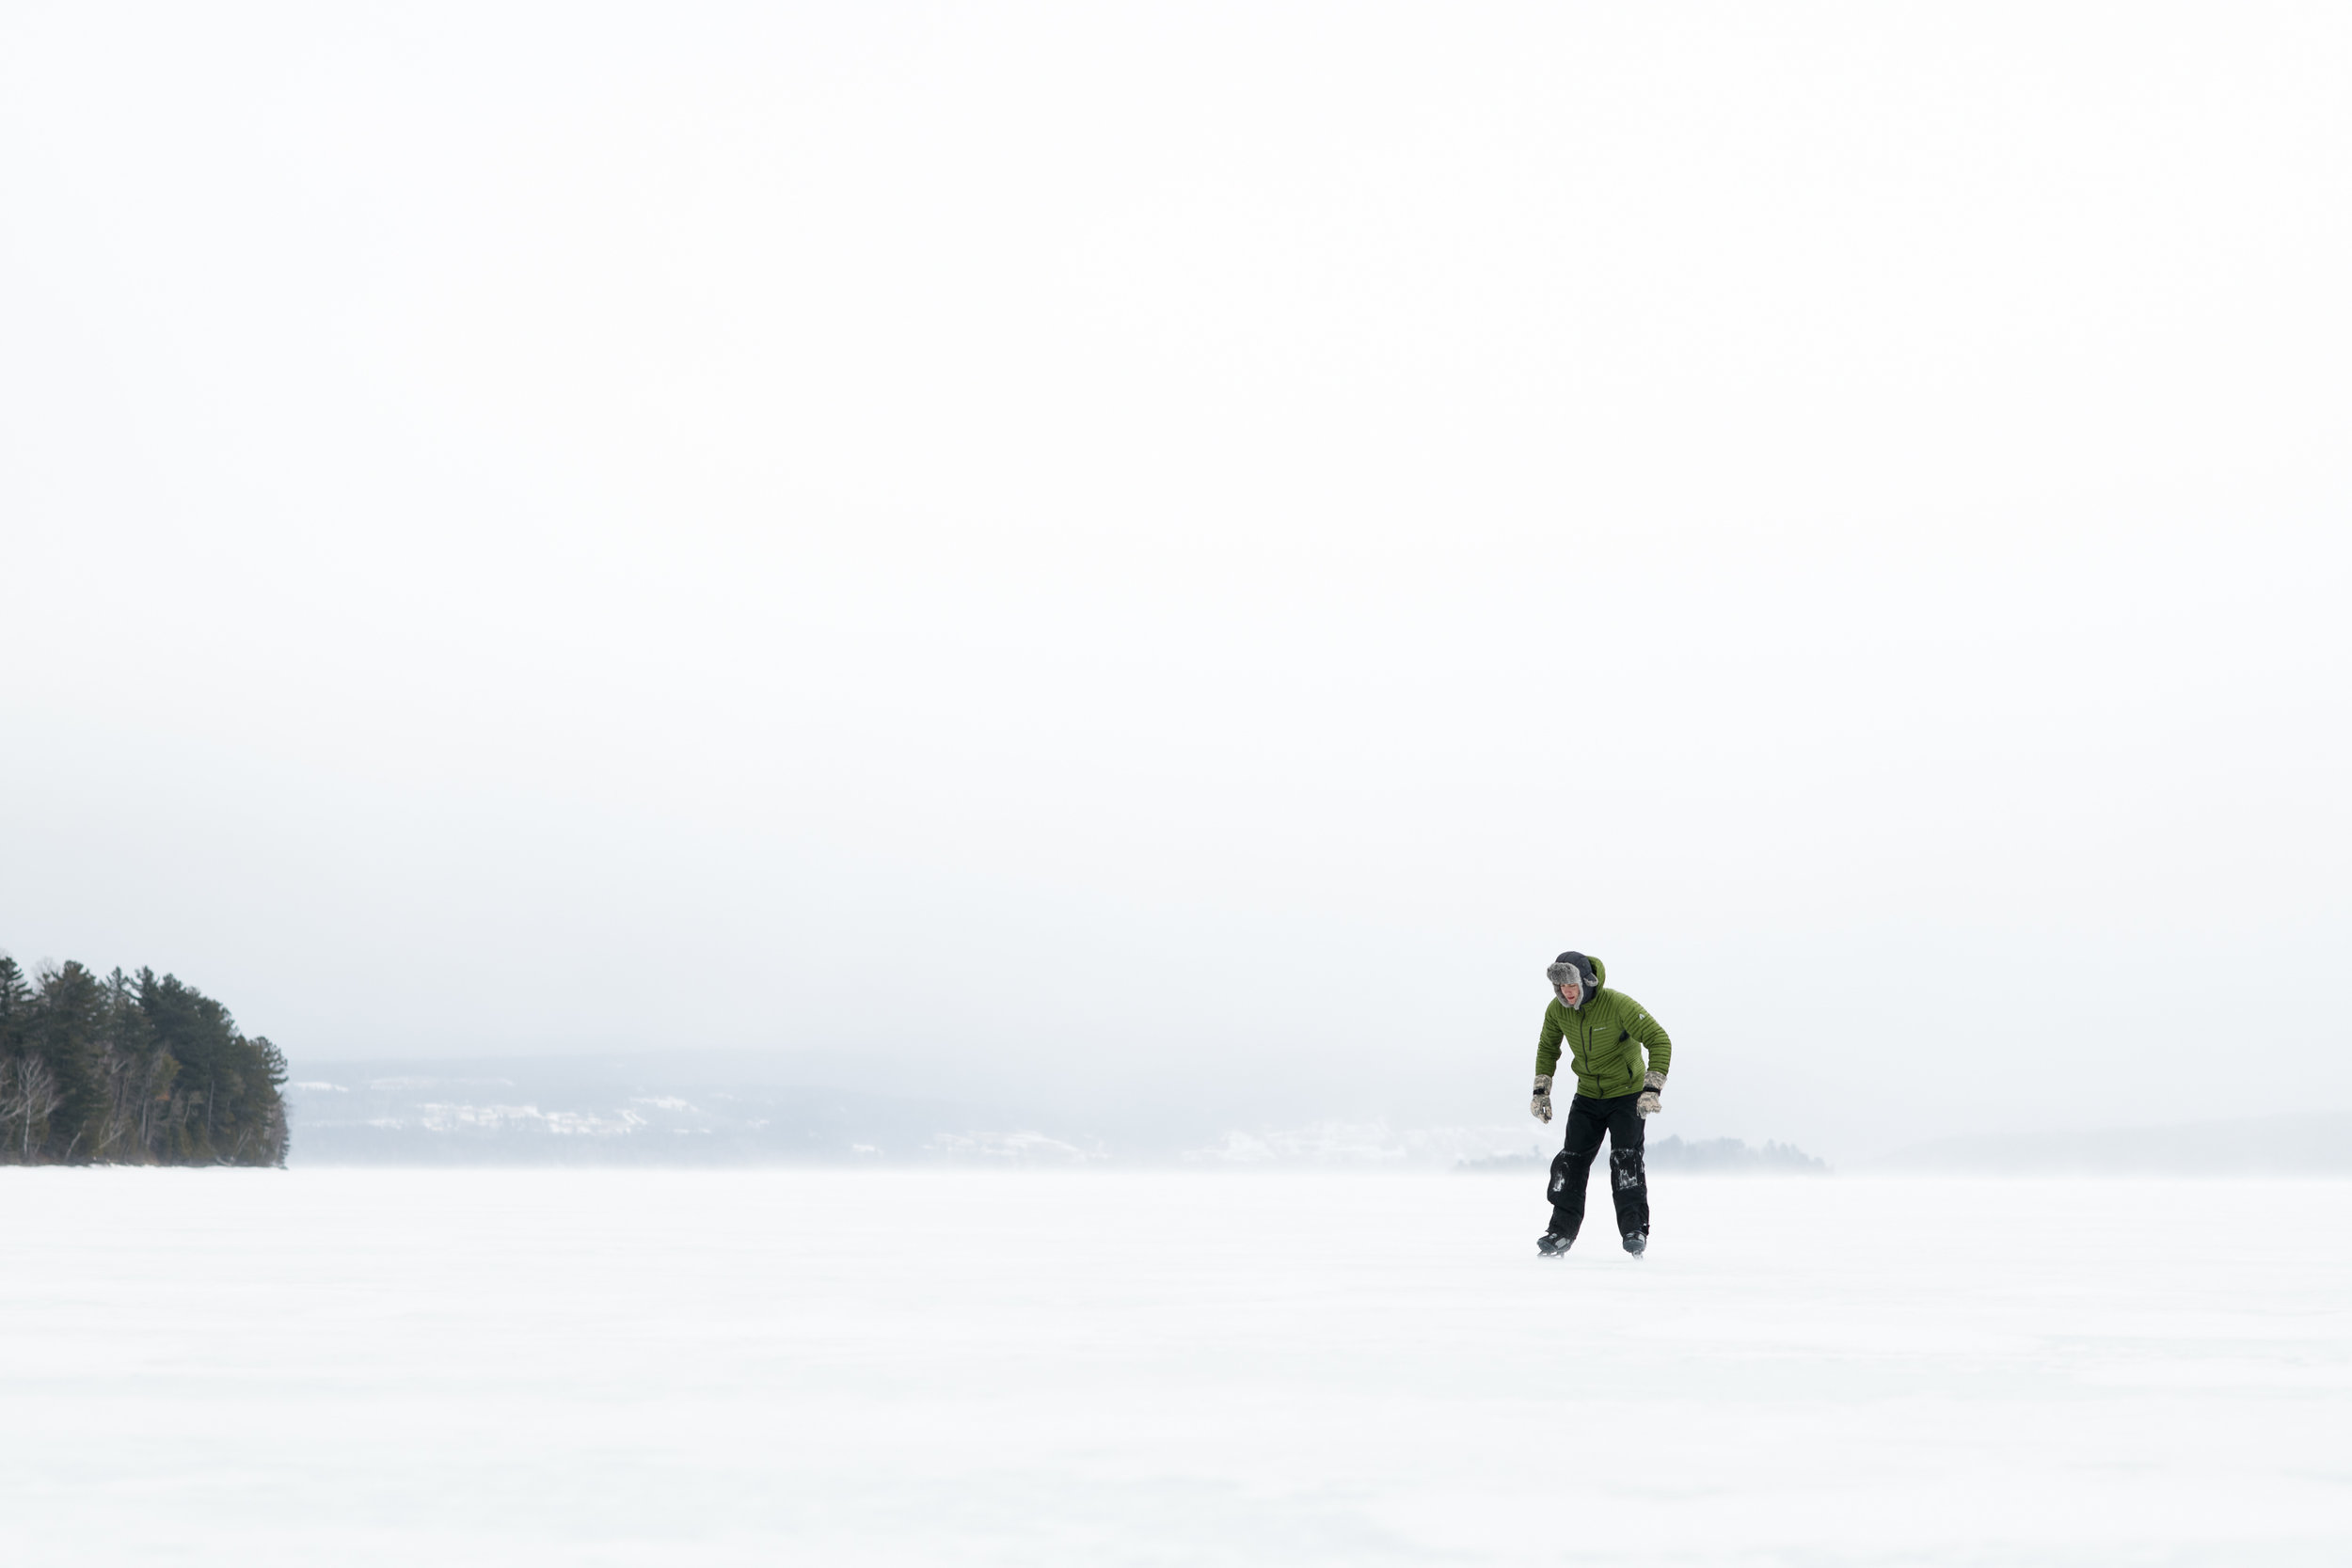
{"left": 1625, "top": 1002, "right": 1671, "bottom": 1079}
{"left": 1532, "top": 1010, "right": 1564, "bottom": 1122}
{"left": 1535, "top": 1009, "right": 1565, "bottom": 1080}
{"left": 1624, "top": 998, "right": 1672, "bottom": 1116}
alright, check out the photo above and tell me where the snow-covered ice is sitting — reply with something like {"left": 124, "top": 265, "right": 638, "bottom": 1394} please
{"left": 1, "top": 1169, "right": 2345, "bottom": 1565}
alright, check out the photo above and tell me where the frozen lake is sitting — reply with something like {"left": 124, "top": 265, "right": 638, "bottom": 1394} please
{"left": 2, "top": 1169, "right": 2345, "bottom": 1565}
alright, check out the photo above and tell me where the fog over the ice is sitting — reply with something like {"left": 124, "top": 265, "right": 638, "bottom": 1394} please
{"left": 4, "top": 3, "right": 2347, "bottom": 1158}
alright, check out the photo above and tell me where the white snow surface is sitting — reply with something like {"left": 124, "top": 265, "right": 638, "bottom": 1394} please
{"left": 2, "top": 1170, "right": 2346, "bottom": 1565}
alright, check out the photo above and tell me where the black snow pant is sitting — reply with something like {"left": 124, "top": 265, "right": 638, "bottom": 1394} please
{"left": 1546, "top": 1092, "right": 1649, "bottom": 1246}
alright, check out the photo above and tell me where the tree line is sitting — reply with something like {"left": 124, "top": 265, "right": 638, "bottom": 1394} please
{"left": 0, "top": 957, "right": 287, "bottom": 1165}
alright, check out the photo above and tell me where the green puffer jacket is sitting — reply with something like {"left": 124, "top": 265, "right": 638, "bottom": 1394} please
{"left": 1534, "top": 957, "right": 1674, "bottom": 1099}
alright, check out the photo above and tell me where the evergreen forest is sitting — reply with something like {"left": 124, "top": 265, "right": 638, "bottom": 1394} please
{"left": 0, "top": 957, "right": 287, "bottom": 1165}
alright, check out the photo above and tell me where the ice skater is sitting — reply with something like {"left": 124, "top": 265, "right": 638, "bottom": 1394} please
{"left": 1529, "top": 951, "right": 1672, "bottom": 1258}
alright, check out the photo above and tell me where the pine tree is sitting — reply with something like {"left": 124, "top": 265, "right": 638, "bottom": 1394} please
{"left": 138, "top": 970, "right": 288, "bottom": 1164}
{"left": 29, "top": 962, "right": 109, "bottom": 1161}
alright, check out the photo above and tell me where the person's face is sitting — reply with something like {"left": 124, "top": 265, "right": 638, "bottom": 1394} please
{"left": 1557, "top": 979, "right": 1581, "bottom": 1006}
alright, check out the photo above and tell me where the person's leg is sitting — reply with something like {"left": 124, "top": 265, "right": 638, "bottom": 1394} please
{"left": 1603, "top": 1094, "right": 1649, "bottom": 1249}
{"left": 1546, "top": 1097, "right": 1609, "bottom": 1240}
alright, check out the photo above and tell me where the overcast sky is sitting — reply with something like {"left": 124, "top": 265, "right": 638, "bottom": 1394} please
{"left": 5, "top": 2, "right": 2347, "bottom": 1157}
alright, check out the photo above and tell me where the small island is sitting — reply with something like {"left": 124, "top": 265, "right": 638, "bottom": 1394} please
{"left": 0, "top": 958, "right": 287, "bottom": 1166}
